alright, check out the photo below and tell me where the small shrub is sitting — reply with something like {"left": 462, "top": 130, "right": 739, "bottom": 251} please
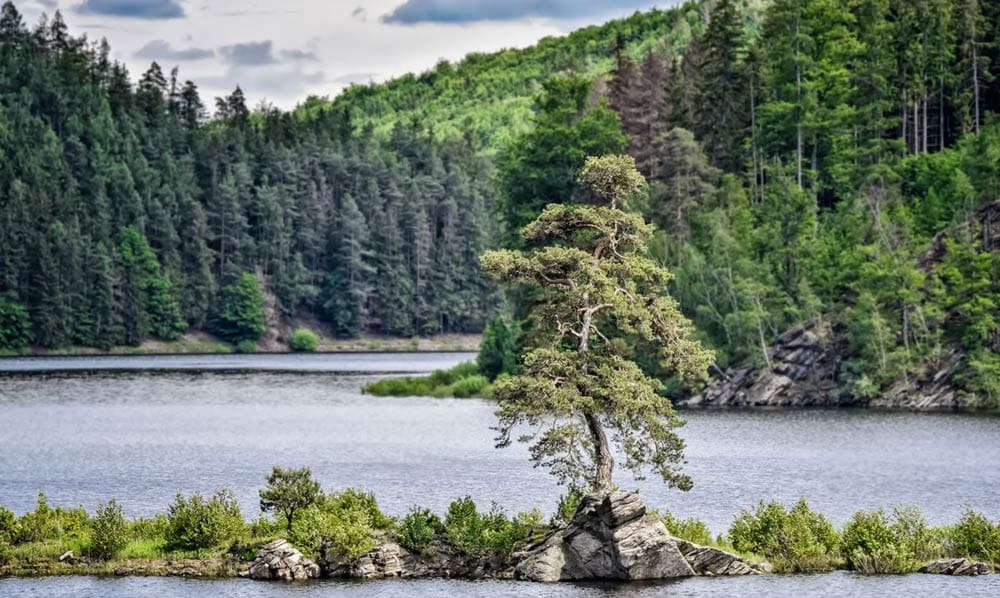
{"left": 236, "top": 339, "right": 258, "bottom": 354}
{"left": 91, "top": 500, "right": 129, "bottom": 559}
{"left": 166, "top": 490, "right": 245, "bottom": 551}
{"left": 444, "top": 497, "right": 532, "bottom": 557}
{"left": 728, "top": 499, "right": 840, "bottom": 572}
{"left": 661, "top": 511, "right": 714, "bottom": 546}
{"left": 552, "top": 488, "right": 586, "bottom": 526}
{"left": 289, "top": 489, "right": 391, "bottom": 558}
{"left": 16, "top": 493, "right": 59, "bottom": 544}
{"left": 130, "top": 515, "right": 169, "bottom": 542}
{"left": 944, "top": 509, "right": 1000, "bottom": 564}
{"left": 327, "top": 489, "right": 393, "bottom": 530}
{"left": 290, "top": 328, "right": 319, "bottom": 352}
{"left": 444, "top": 375, "right": 491, "bottom": 398}
{"left": 0, "top": 541, "right": 12, "bottom": 566}
{"left": 0, "top": 506, "right": 16, "bottom": 544}
{"left": 397, "top": 508, "right": 445, "bottom": 553}
{"left": 842, "top": 509, "right": 917, "bottom": 574}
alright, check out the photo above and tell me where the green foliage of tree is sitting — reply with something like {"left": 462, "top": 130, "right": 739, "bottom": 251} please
{"left": 259, "top": 467, "right": 322, "bottom": 533}
{"left": 477, "top": 317, "right": 518, "bottom": 381}
{"left": 0, "top": 297, "right": 30, "bottom": 350}
{"left": 90, "top": 500, "right": 129, "bottom": 560}
{"left": 496, "top": 76, "right": 627, "bottom": 245}
{"left": 117, "top": 226, "right": 187, "bottom": 344}
{"left": 213, "top": 273, "right": 266, "bottom": 345}
{"left": 483, "top": 155, "right": 713, "bottom": 494}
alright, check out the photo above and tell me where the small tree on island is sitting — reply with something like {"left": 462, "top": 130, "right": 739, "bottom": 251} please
{"left": 481, "top": 155, "right": 714, "bottom": 495}
{"left": 259, "top": 467, "right": 322, "bottom": 533}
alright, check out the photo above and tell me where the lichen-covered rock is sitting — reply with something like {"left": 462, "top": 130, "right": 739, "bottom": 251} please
{"left": 515, "top": 491, "right": 696, "bottom": 582}
{"left": 919, "top": 558, "right": 991, "bottom": 576}
{"left": 245, "top": 539, "right": 321, "bottom": 581}
{"left": 675, "top": 539, "right": 764, "bottom": 576}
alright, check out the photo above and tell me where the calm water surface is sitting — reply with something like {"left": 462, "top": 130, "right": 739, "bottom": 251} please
{"left": 2, "top": 572, "right": 999, "bottom": 597}
{"left": 1, "top": 354, "right": 998, "bottom": 596}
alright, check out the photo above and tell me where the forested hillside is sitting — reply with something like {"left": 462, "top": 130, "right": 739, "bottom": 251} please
{"left": 322, "top": 0, "right": 767, "bottom": 151}
{"left": 0, "top": 2, "right": 496, "bottom": 351}
{"left": 2, "top": 0, "right": 1000, "bottom": 408}
{"left": 488, "top": 0, "right": 1000, "bottom": 405}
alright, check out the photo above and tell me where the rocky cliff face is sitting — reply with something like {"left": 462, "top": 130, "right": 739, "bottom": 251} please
{"left": 683, "top": 320, "right": 978, "bottom": 412}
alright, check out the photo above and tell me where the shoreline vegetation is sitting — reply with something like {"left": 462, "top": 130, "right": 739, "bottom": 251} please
{"left": 1, "top": 469, "right": 997, "bottom": 581}
{"left": 0, "top": 332, "right": 482, "bottom": 359}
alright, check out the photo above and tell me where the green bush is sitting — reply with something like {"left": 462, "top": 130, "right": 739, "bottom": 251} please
{"left": 130, "top": 515, "right": 169, "bottom": 542}
{"left": 728, "top": 499, "right": 840, "bottom": 572}
{"left": 0, "top": 506, "right": 16, "bottom": 544}
{"left": 90, "top": 500, "right": 129, "bottom": 559}
{"left": 0, "top": 540, "right": 12, "bottom": 566}
{"left": 364, "top": 362, "right": 491, "bottom": 398}
{"left": 290, "top": 328, "right": 319, "bottom": 352}
{"left": 290, "top": 489, "right": 392, "bottom": 558}
{"left": 0, "top": 297, "right": 32, "bottom": 351}
{"left": 444, "top": 497, "right": 532, "bottom": 557}
{"left": 447, "top": 375, "right": 491, "bottom": 398}
{"left": 397, "top": 508, "right": 445, "bottom": 553}
{"left": 840, "top": 507, "right": 937, "bottom": 574}
{"left": 661, "top": 511, "right": 714, "bottom": 546}
{"left": 165, "top": 490, "right": 245, "bottom": 551}
{"left": 944, "top": 509, "right": 1000, "bottom": 564}
{"left": 236, "top": 339, "right": 258, "bottom": 354}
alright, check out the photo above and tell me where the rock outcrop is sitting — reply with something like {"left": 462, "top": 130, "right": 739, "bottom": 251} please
{"left": 245, "top": 539, "right": 321, "bottom": 581}
{"left": 919, "top": 558, "right": 991, "bottom": 576}
{"left": 675, "top": 539, "right": 765, "bottom": 576}
{"left": 515, "top": 491, "right": 760, "bottom": 582}
{"left": 683, "top": 320, "right": 857, "bottom": 410}
{"left": 684, "top": 320, "right": 979, "bottom": 412}
{"left": 319, "top": 540, "right": 513, "bottom": 580}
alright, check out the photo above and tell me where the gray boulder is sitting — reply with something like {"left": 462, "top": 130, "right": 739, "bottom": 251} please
{"left": 245, "top": 539, "right": 321, "bottom": 581}
{"left": 920, "top": 558, "right": 991, "bottom": 576}
{"left": 675, "top": 539, "right": 763, "bottom": 576}
{"left": 515, "top": 491, "right": 759, "bottom": 582}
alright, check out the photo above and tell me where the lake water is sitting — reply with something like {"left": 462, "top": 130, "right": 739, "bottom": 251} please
{"left": 1, "top": 353, "right": 998, "bottom": 596}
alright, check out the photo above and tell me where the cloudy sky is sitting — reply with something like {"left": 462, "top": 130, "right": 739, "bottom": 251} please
{"left": 12, "top": 0, "right": 674, "bottom": 109}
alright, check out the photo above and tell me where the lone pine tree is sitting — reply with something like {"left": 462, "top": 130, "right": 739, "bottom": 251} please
{"left": 481, "top": 155, "right": 714, "bottom": 495}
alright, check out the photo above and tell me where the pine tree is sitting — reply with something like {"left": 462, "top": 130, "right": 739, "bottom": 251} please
{"left": 323, "top": 193, "right": 372, "bottom": 338}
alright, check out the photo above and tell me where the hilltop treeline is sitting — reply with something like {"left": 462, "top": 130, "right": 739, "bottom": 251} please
{"left": 0, "top": 3, "right": 495, "bottom": 350}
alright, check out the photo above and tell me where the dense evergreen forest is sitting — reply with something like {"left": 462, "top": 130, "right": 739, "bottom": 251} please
{"left": 0, "top": 2, "right": 497, "bottom": 350}
{"left": 2, "top": 0, "right": 1000, "bottom": 405}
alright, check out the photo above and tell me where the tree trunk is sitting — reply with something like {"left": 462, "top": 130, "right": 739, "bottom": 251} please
{"left": 795, "top": 18, "right": 803, "bottom": 190}
{"left": 579, "top": 295, "right": 614, "bottom": 494}
{"left": 586, "top": 412, "right": 614, "bottom": 494}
